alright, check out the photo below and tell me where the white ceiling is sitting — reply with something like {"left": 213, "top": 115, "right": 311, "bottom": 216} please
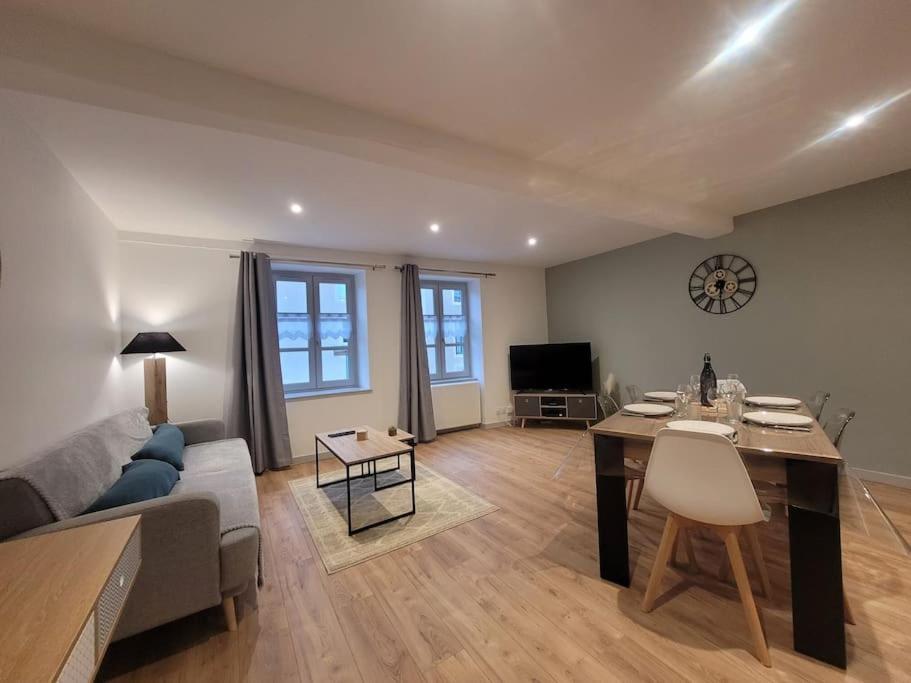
{"left": 3, "top": 1, "right": 911, "bottom": 265}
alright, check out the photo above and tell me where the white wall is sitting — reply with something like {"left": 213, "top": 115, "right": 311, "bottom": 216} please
{"left": 0, "top": 100, "right": 122, "bottom": 468}
{"left": 118, "top": 233, "right": 547, "bottom": 457}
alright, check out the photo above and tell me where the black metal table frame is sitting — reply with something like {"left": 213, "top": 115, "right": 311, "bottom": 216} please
{"left": 314, "top": 435, "right": 417, "bottom": 536}
{"left": 594, "top": 433, "right": 846, "bottom": 669}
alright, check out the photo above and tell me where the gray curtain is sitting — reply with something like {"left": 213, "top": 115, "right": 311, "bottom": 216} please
{"left": 398, "top": 264, "right": 437, "bottom": 442}
{"left": 226, "top": 252, "right": 293, "bottom": 473}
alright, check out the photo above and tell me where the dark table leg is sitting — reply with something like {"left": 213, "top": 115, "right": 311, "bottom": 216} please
{"left": 787, "top": 459, "right": 846, "bottom": 669}
{"left": 594, "top": 433, "right": 631, "bottom": 586}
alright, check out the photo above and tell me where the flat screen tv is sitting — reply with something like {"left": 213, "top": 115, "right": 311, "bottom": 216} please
{"left": 509, "top": 342, "right": 592, "bottom": 392}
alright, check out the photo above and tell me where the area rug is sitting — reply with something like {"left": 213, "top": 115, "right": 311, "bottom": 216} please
{"left": 288, "top": 459, "right": 498, "bottom": 573}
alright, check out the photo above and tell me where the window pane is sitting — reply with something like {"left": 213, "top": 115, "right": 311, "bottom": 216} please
{"left": 321, "top": 349, "right": 350, "bottom": 383}
{"left": 318, "top": 281, "right": 348, "bottom": 314}
{"left": 318, "top": 315, "right": 351, "bottom": 347}
{"left": 441, "top": 287, "right": 463, "bottom": 316}
{"left": 276, "top": 281, "right": 307, "bottom": 313}
{"left": 442, "top": 317, "right": 467, "bottom": 344}
{"left": 444, "top": 345, "right": 465, "bottom": 374}
{"left": 420, "top": 287, "right": 435, "bottom": 315}
{"left": 280, "top": 350, "right": 310, "bottom": 385}
{"left": 423, "top": 315, "right": 438, "bottom": 346}
{"left": 426, "top": 345, "right": 437, "bottom": 376}
{"left": 278, "top": 315, "right": 310, "bottom": 349}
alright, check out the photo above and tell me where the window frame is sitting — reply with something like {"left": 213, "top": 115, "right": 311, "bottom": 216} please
{"left": 274, "top": 270, "right": 358, "bottom": 395}
{"left": 420, "top": 280, "right": 471, "bottom": 383}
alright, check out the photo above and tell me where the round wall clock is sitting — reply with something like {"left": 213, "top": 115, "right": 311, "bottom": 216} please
{"left": 689, "top": 254, "right": 757, "bottom": 314}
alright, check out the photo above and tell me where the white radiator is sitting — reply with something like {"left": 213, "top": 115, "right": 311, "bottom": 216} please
{"left": 432, "top": 381, "right": 481, "bottom": 431}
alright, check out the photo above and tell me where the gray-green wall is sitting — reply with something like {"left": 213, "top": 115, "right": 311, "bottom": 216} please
{"left": 546, "top": 170, "right": 911, "bottom": 478}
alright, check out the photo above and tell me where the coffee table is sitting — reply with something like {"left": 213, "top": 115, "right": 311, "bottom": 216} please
{"left": 314, "top": 426, "right": 416, "bottom": 535}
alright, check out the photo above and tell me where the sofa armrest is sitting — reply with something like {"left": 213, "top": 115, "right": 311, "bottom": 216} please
{"left": 175, "top": 419, "right": 226, "bottom": 445}
{"left": 16, "top": 493, "right": 224, "bottom": 640}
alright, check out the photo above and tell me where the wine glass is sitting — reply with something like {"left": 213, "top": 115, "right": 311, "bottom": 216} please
{"left": 704, "top": 386, "right": 719, "bottom": 421}
{"left": 675, "top": 383, "right": 691, "bottom": 416}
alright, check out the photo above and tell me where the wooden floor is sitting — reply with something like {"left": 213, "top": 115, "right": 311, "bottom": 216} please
{"left": 99, "top": 426, "right": 911, "bottom": 682}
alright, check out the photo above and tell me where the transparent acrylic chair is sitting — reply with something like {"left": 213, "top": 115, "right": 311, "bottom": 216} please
{"left": 626, "top": 384, "right": 644, "bottom": 403}
{"left": 824, "top": 408, "right": 856, "bottom": 448}
{"left": 807, "top": 390, "right": 831, "bottom": 421}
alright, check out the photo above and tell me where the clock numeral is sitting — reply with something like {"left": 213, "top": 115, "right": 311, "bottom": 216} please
{"left": 701, "top": 297, "right": 714, "bottom": 312}
{"left": 739, "top": 276, "right": 756, "bottom": 284}
{"left": 719, "top": 298, "right": 728, "bottom": 314}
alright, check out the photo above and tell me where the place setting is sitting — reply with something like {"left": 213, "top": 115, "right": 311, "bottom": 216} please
{"left": 742, "top": 409, "right": 814, "bottom": 433}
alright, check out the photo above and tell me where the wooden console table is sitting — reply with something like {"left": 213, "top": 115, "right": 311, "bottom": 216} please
{"left": 0, "top": 516, "right": 141, "bottom": 682}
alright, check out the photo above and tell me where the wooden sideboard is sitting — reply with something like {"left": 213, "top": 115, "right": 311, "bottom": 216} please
{"left": 0, "top": 516, "right": 141, "bottom": 682}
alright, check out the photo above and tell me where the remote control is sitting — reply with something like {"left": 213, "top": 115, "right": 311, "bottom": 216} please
{"left": 328, "top": 430, "right": 356, "bottom": 438}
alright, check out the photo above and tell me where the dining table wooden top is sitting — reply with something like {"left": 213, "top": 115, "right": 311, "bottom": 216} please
{"left": 590, "top": 403, "right": 842, "bottom": 465}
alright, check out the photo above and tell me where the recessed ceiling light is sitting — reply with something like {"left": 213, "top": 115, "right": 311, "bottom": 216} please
{"left": 429, "top": 223, "right": 440, "bottom": 233}
{"left": 697, "top": 0, "right": 794, "bottom": 75}
{"left": 527, "top": 237, "right": 538, "bottom": 247}
{"left": 798, "top": 87, "right": 911, "bottom": 152}
{"left": 289, "top": 202, "right": 303, "bottom": 215}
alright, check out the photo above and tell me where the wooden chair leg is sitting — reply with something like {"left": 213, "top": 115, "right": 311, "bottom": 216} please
{"left": 722, "top": 530, "right": 771, "bottom": 667}
{"left": 744, "top": 525, "right": 772, "bottom": 599}
{"left": 633, "top": 478, "right": 644, "bottom": 510}
{"left": 681, "top": 528, "right": 699, "bottom": 573}
{"left": 222, "top": 596, "right": 238, "bottom": 632}
{"left": 642, "top": 515, "right": 680, "bottom": 612}
{"left": 627, "top": 480, "right": 634, "bottom": 513}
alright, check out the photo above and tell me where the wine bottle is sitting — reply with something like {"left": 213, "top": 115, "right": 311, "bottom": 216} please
{"left": 700, "top": 353, "right": 717, "bottom": 407}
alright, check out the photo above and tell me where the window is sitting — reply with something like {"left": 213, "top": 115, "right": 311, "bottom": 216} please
{"left": 275, "top": 271, "right": 358, "bottom": 394}
{"left": 420, "top": 280, "right": 471, "bottom": 381}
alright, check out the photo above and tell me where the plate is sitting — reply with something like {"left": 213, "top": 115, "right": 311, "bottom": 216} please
{"left": 743, "top": 411, "right": 814, "bottom": 428}
{"left": 623, "top": 402, "right": 674, "bottom": 417}
{"left": 666, "top": 420, "right": 736, "bottom": 437}
{"left": 644, "top": 391, "right": 677, "bottom": 402}
{"left": 745, "top": 396, "right": 802, "bottom": 408}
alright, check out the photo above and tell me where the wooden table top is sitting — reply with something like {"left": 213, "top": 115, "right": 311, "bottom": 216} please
{"left": 591, "top": 404, "right": 842, "bottom": 464}
{"left": 315, "top": 426, "right": 415, "bottom": 466}
{"left": 0, "top": 515, "right": 141, "bottom": 683}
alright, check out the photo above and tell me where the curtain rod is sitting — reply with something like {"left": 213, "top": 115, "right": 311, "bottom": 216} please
{"left": 395, "top": 266, "right": 496, "bottom": 278}
{"left": 229, "top": 254, "right": 387, "bottom": 271}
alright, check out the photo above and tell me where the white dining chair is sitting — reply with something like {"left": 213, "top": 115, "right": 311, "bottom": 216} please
{"left": 641, "top": 428, "right": 772, "bottom": 667}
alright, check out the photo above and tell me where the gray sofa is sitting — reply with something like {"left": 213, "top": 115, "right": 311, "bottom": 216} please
{"left": 0, "top": 408, "right": 260, "bottom": 639}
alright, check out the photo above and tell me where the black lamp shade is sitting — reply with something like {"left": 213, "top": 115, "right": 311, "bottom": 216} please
{"left": 121, "top": 332, "right": 186, "bottom": 355}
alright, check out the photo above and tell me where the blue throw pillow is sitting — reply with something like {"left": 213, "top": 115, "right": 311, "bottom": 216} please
{"left": 84, "top": 460, "right": 179, "bottom": 514}
{"left": 131, "top": 423, "right": 185, "bottom": 470}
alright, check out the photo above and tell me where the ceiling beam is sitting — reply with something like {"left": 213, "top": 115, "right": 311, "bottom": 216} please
{"left": 0, "top": 9, "right": 732, "bottom": 239}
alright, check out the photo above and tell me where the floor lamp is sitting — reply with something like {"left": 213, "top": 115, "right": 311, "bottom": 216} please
{"left": 121, "top": 332, "right": 186, "bottom": 425}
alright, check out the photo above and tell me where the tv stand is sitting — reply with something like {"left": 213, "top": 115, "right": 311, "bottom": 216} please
{"left": 513, "top": 391, "right": 598, "bottom": 428}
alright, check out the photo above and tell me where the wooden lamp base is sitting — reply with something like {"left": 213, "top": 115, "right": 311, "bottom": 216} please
{"left": 144, "top": 356, "right": 169, "bottom": 425}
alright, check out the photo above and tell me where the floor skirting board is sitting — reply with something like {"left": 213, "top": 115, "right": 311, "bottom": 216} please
{"left": 851, "top": 467, "right": 911, "bottom": 489}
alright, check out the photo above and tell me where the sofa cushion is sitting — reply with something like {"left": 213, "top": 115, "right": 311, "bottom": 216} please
{"left": 132, "top": 424, "right": 186, "bottom": 470}
{"left": 0, "top": 408, "right": 153, "bottom": 527}
{"left": 176, "top": 438, "right": 262, "bottom": 588}
{"left": 84, "top": 460, "right": 180, "bottom": 514}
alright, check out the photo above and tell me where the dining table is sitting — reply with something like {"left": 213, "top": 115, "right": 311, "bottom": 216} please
{"left": 590, "top": 401, "right": 846, "bottom": 669}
